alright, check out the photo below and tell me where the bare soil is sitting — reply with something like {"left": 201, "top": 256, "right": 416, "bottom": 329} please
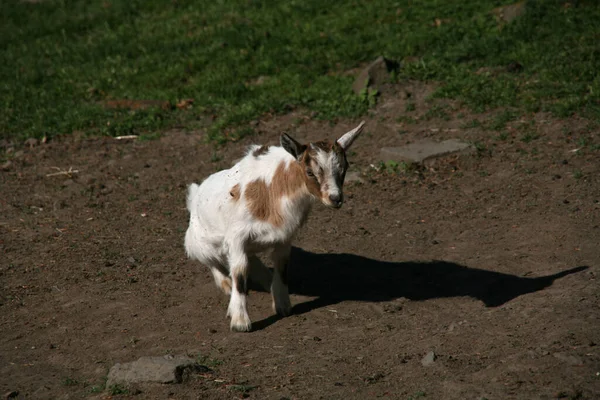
{"left": 1, "top": 86, "right": 599, "bottom": 399}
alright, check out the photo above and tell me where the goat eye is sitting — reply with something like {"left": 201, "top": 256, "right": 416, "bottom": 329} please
{"left": 306, "top": 170, "right": 315, "bottom": 177}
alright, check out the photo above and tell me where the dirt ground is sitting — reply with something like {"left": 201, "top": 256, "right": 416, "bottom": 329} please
{"left": 1, "top": 85, "right": 599, "bottom": 399}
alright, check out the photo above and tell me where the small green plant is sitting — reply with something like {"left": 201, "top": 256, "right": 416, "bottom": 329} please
{"left": 488, "top": 109, "right": 517, "bottom": 131}
{"left": 521, "top": 132, "right": 539, "bottom": 143}
{"left": 196, "top": 354, "right": 223, "bottom": 368}
{"left": 405, "top": 102, "right": 416, "bottom": 112}
{"left": 228, "top": 384, "right": 258, "bottom": 393}
{"left": 139, "top": 132, "right": 162, "bottom": 141}
{"left": 396, "top": 115, "right": 417, "bottom": 124}
{"left": 573, "top": 170, "right": 583, "bottom": 179}
{"left": 495, "top": 131, "right": 509, "bottom": 141}
{"left": 461, "top": 119, "right": 481, "bottom": 129}
{"left": 89, "top": 385, "right": 104, "bottom": 394}
{"left": 62, "top": 377, "right": 78, "bottom": 387}
{"left": 379, "top": 160, "right": 413, "bottom": 174}
{"left": 423, "top": 104, "right": 450, "bottom": 121}
{"left": 359, "top": 88, "right": 379, "bottom": 108}
{"left": 108, "top": 384, "right": 130, "bottom": 395}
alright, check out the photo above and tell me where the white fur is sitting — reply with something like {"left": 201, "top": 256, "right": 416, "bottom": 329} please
{"left": 185, "top": 121, "right": 365, "bottom": 332}
{"left": 185, "top": 145, "right": 315, "bottom": 332}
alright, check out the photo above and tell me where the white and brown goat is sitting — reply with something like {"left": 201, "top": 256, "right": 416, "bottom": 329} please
{"left": 184, "top": 121, "right": 365, "bottom": 331}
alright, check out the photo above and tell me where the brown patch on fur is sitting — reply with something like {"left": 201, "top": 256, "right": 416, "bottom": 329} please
{"left": 229, "top": 184, "right": 241, "bottom": 201}
{"left": 245, "top": 160, "right": 316, "bottom": 226}
{"left": 252, "top": 145, "right": 270, "bottom": 157}
{"left": 299, "top": 149, "right": 325, "bottom": 198}
{"left": 221, "top": 278, "right": 232, "bottom": 294}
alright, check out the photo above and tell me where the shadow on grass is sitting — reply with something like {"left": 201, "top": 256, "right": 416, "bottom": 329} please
{"left": 251, "top": 247, "right": 588, "bottom": 331}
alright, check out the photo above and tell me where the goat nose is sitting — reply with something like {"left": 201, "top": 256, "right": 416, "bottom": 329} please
{"left": 329, "top": 193, "right": 342, "bottom": 206}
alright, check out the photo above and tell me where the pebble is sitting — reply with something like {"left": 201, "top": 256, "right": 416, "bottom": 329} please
{"left": 421, "top": 351, "right": 436, "bottom": 366}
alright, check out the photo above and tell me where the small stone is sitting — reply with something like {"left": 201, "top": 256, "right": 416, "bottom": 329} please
{"left": 208, "top": 328, "right": 217, "bottom": 334}
{"left": 492, "top": 2, "right": 526, "bottom": 24}
{"left": 352, "top": 56, "right": 400, "bottom": 96}
{"left": 553, "top": 352, "right": 583, "bottom": 366}
{"left": 24, "top": 138, "right": 39, "bottom": 148}
{"left": 106, "top": 355, "right": 210, "bottom": 387}
{"left": 1, "top": 161, "right": 12, "bottom": 171}
{"left": 381, "top": 139, "right": 475, "bottom": 166}
{"left": 421, "top": 351, "right": 436, "bottom": 366}
{"left": 14, "top": 150, "right": 24, "bottom": 159}
{"left": 345, "top": 171, "right": 364, "bottom": 184}
{"left": 4, "top": 391, "right": 19, "bottom": 399}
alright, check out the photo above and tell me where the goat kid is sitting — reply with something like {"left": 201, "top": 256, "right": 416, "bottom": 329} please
{"left": 185, "top": 121, "right": 365, "bottom": 332}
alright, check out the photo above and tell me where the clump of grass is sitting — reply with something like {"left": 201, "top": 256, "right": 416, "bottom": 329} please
{"left": 520, "top": 131, "right": 540, "bottom": 143}
{"left": 108, "top": 384, "right": 129, "bottom": 395}
{"left": 378, "top": 160, "right": 415, "bottom": 174}
{"left": 461, "top": 118, "right": 482, "bottom": 129}
{"left": 396, "top": 115, "right": 417, "bottom": 124}
{"left": 196, "top": 354, "right": 223, "bottom": 369}
{"left": 488, "top": 109, "right": 518, "bottom": 131}
{"left": 423, "top": 104, "right": 451, "bottom": 121}
{"left": 62, "top": 377, "right": 78, "bottom": 387}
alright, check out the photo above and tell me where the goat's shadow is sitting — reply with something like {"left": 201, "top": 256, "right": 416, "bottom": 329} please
{"left": 252, "top": 247, "right": 588, "bottom": 331}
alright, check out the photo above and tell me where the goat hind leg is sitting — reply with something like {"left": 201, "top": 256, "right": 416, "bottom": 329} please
{"left": 248, "top": 255, "right": 272, "bottom": 292}
{"left": 208, "top": 263, "right": 232, "bottom": 295}
{"left": 271, "top": 244, "right": 292, "bottom": 317}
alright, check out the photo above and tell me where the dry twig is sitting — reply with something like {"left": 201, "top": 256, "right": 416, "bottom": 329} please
{"left": 46, "top": 167, "right": 79, "bottom": 177}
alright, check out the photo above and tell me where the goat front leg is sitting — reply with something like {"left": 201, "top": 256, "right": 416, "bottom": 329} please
{"left": 227, "top": 242, "right": 252, "bottom": 332}
{"left": 271, "top": 244, "right": 292, "bottom": 317}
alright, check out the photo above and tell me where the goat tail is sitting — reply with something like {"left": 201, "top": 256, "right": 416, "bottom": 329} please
{"left": 186, "top": 183, "right": 199, "bottom": 212}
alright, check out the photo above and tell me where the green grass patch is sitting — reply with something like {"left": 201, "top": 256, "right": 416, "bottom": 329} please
{"left": 1, "top": 0, "right": 599, "bottom": 141}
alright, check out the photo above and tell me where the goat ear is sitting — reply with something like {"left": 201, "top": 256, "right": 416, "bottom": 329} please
{"left": 336, "top": 121, "right": 366, "bottom": 151}
{"left": 280, "top": 133, "right": 306, "bottom": 159}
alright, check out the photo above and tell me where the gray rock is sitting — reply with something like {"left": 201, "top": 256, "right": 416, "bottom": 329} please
{"left": 381, "top": 139, "right": 475, "bottom": 165}
{"left": 492, "top": 2, "right": 526, "bottom": 24}
{"left": 352, "top": 56, "right": 400, "bottom": 96}
{"left": 106, "top": 355, "right": 210, "bottom": 387}
{"left": 24, "top": 138, "right": 39, "bottom": 148}
{"left": 345, "top": 171, "right": 364, "bottom": 184}
{"left": 1, "top": 161, "right": 12, "bottom": 171}
{"left": 553, "top": 352, "right": 583, "bottom": 366}
{"left": 421, "top": 351, "right": 436, "bottom": 366}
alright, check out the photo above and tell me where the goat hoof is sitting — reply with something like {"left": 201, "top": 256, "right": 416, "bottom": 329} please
{"left": 230, "top": 313, "right": 252, "bottom": 332}
{"left": 274, "top": 302, "right": 292, "bottom": 317}
{"left": 230, "top": 321, "right": 252, "bottom": 332}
